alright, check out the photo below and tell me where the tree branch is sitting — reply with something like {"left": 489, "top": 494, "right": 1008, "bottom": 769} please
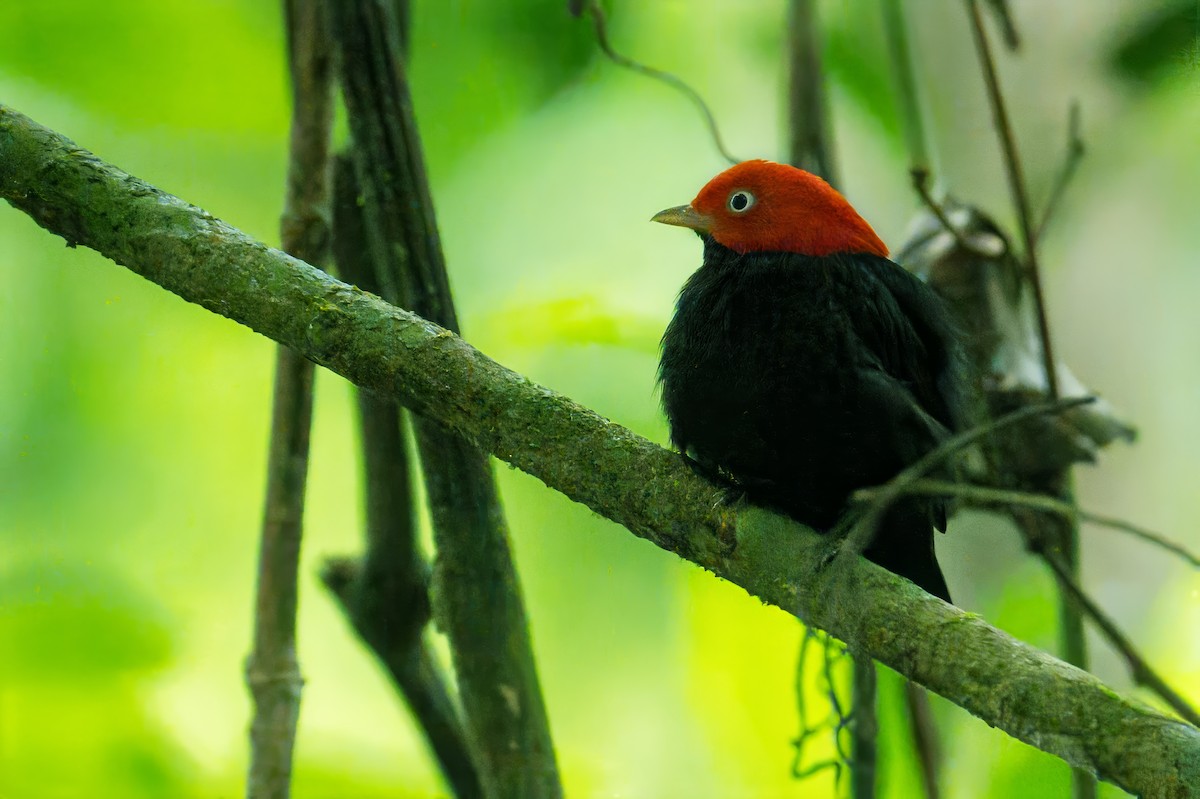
{"left": 329, "top": 2, "right": 561, "bottom": 795}
{"left": 1036, "top": 101, "right": 1085, "bottom": 240}
{"left": 325, "top": 154, "right": 482, "bottom": 798}
{"left": 857, "top": 478, "right": 1200, "bottom": 569}
{"left": 322, "top": 559, "right": 481, "bottom": 798}
{"left": 964, "top": 6, "right": 1087, "bottom": 794}
{"left": 246, "top": 2, "right": 334, "bottom": 796}
{"left": 856, "top": 477, "right": 1200, "bottom": 726}
{"left": 965, "top": 0, "right": 1057, "bottom": 398}
{"left": 786, "top": 0, "right": 837, "bottom": 181}
{"left": 2, "top": 103, "right": 1198, "bottom": 798}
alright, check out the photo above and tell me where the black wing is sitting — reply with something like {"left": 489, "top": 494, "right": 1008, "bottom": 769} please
{"left": 844, "top": 253, "right": 966, "bottom": 435}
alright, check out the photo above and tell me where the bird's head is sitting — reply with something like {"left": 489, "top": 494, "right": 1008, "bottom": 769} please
{"left": 652, "top": 159, "right": 888, "bottom": 258}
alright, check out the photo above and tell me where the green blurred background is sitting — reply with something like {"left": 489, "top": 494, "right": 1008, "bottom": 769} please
{"left": 1, "top": 1, "right": 1197, "bottom": 796}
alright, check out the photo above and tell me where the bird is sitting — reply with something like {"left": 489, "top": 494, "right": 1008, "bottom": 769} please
{"left": 653, "top": 160, "right": 967, "bottom": 602}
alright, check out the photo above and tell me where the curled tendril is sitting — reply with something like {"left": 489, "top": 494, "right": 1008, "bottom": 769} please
{"left": 579, "top": 0, "right": 740, "bottom": 165}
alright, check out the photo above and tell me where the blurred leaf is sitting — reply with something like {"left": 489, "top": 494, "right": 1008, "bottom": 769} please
{"left": 1109, "top": 0, "right": 1200, "bottom": 87}
{"left": 986, "top": 742, "right": 1071, "bottom": 799}
{"left": 0, "top": 686, "right": 197, "bottom": 798}
{"left": 823, "top": 0, "right": 903, "bottom": 144}
{"left": 0, "top": 0, "right": 286, "bottom": 133}
{"left": 876, "top": 666, "right": 931, "bottom": 799}
{"left": 480, "top": 296, "right": 663, "bottom": 352}
{"left": 742, "top": 0, "right": 903, "bottom": 150}
{"left": 985, "top": 558, "right": 1058, "bottom": 654}
{"left": 409, "top": 0, "right": 593, "bottom": 169}
{"left": 478, "top": 0, "right": 595, "bottom": 100}
{"left": 108, "top": 736, "right": 194, "bottom": 798}
{"left": 292, "top": 756, "right": 446, "bottom": 799}
{"left": 0, "top": 559, "right": 174, "bottom": 680}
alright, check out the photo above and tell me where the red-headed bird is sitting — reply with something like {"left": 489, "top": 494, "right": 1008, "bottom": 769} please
{"left": 654, "top": 160, "right": 966, "bottom": 601}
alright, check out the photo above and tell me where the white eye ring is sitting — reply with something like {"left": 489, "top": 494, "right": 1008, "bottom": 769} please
{"left": 728, "top": 190, "right": 755, "bottom": 213}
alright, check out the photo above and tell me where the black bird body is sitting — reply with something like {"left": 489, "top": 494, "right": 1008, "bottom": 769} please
{"left": 660, "top": 237, "right": 964, "bottom": 600}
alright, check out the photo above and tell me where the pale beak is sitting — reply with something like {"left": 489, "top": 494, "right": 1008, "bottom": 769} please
{"left": 651, "top": 204, "right": 712, "bottom": 233}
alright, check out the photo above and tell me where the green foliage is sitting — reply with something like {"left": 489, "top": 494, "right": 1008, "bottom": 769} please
{"left": 479, "top": 295, "right": 663, "bottom": 352}
{"left": 1109, "top": 0, "right": 1200, "bottom": 88}
{"left": 0, "top": 0, "right": 286, "bottom": 134}
{"left": 0, "top": 560, "right": 173, "bottom": 679}
{"left": 409, "top": 0, "right": 594, "bottom": 170}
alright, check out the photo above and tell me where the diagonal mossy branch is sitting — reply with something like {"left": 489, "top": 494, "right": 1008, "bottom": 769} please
{"left": 1, "top": 104, "right": 1198, "bottom": 798}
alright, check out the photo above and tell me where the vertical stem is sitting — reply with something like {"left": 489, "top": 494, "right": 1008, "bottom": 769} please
{"left": 879, "top": 0, "right": 931, "bottom": 172}
{"left": 785, "top": 3, "right": 877, "bottom": 796}
{"left": 247, "top": 350, "right": 314, "bottom": 799}
{"left": 1055, "top": 509, "right": 1088, "bottom": 670}
{"left": 326, "top": 155, "right": 482, "bottom": 799}
{"left": 1047, "top": 488, "right": 1094, "bottom": 799}
{"left": 963, "top": 0, "right": 1058, "bottom": 399}
{"left": 965, "top": 4, "right": 1090, "bottom": 796}
{"left": 331, "top": 2, "right": 561, "bottom": 795}
{"left": 851, "top": 659, "right": 878, "bottom": 799}
{"left": 245, "top": 2, "right": 333, "bottom": 798}
{"left": 904, "top": 682, "right": 942, "bottom": 799}
{"left": 786, "top": 0, "right": 838, "bottom": 178}
{"left": 880, "top": 8, "right": 949, "bottom": 795}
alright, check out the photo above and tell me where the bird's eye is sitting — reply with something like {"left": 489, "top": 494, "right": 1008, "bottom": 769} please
{"left": 728, "top": 190, "right": 754, "bottom": 213}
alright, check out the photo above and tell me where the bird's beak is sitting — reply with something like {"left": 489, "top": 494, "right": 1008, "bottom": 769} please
{"left": 651, "top": 204, "right": 712, "bottom": 234}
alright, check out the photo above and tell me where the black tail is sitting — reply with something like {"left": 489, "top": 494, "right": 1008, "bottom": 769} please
{"left": 862, "top": 501, "right": 951, "bottom": 602}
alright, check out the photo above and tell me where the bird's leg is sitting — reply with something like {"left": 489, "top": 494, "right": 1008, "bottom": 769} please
{"left": 680, "top": 451, "right": 747, "bottom": 506}
{"left": 831, "top": 506, "right": 868, "bottom": 550}
{"left": 809, "top": 509, "right": 862, "bottom": 572}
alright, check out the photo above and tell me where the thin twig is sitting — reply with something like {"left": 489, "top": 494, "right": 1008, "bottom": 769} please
{"left": 582, "top": 0, "right": 739, "bottom": 164}
{"left": 1081, "top": 511, "right": 1200, "bottom": 567}
{"left": 246, "top": 2, "right": 333, "bottom": 797}
{"left": 854, "top": 479, "right": 1200, "bottom": 568}
{"left": 1028, "top": 524, "right": 1200, "bottom": 728}
{"left": 851, "top": 658, "right": 878, "bottom": 799}
{"left": 904, "top": 683, "right": 942, "bottom": 799}
{"left": 792, "top": 629, "right": 842, "bottom": 782}
{"left": 1036, "top": 101, "right": 1085, "bottom": 240}
{"left": 881, "top": 1, "right": 983, "bottom": 259}
{"left": 983, "top": 0, "right": 1020, "bottom": 50}
{"left": 841, "top": 397, "right": 1094, "bottom": 558}
{"left": 964, "top": 0, "right": 1057, "bottom": 399}
{"left": 910, "top": 167, "right": 976, "bottom": 254}
{"left": 247, "top": 350, "right": 314, "bottom": 799}
{"left": 965, "top": 7, "right": 1087, "bottom": 794}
